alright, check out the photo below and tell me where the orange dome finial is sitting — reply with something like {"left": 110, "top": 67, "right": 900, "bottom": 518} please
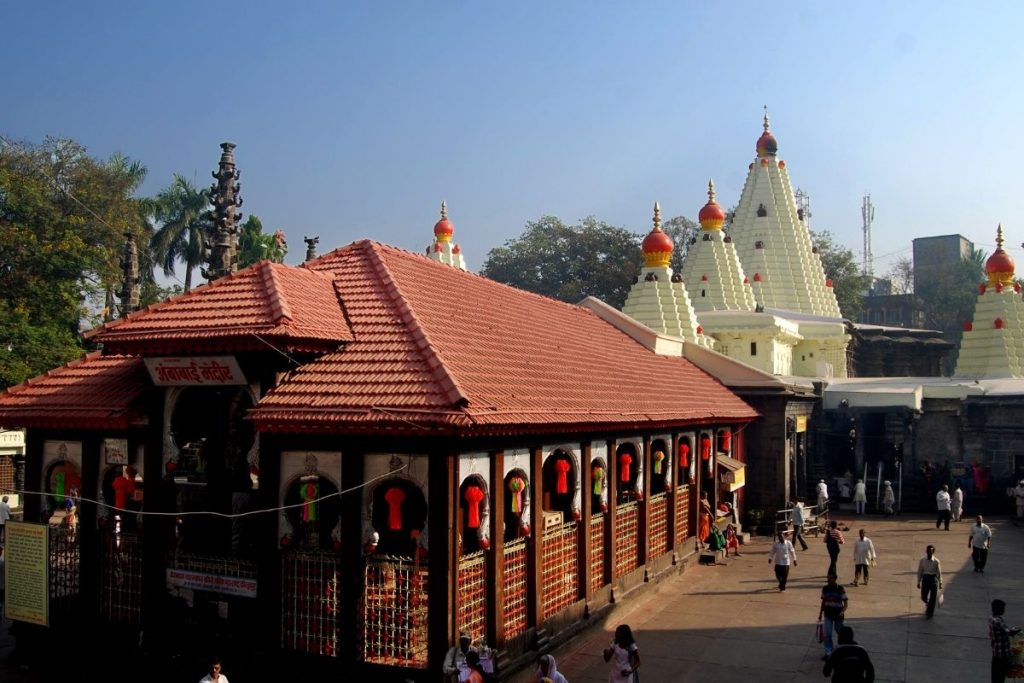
{"left": 698, "top": 178, "right": 726, "bottom": 231}
{"left": 433, "top": 200, "right": 454, "bottom": 242}
{"left": 641, "top": 200, "right": 673, "bottom": 268}
{"left": 756, "top": 106, "right": 778, "bottom": 157}
{"left": 986, "top": 223, "right": 1015, "bottom": 286}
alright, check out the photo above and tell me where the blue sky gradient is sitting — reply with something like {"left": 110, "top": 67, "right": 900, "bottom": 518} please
{"left": 6, "top": 2, "right": 1023, "bottom": 277}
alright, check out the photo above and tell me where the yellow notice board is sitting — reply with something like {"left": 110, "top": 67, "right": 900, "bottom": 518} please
{"left": 4, "top": 521, "right": 49, "bottom": 626}
{"left": 795, "top": 415, "right": 808, "bottom": 433}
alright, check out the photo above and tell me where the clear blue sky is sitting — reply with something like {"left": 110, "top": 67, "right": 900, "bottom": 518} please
{"left": 6, "top": 2, "right": 1024, "bottom": 278}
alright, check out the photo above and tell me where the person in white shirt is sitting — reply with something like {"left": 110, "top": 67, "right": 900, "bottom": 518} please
{"left": 768, "top": 531, "right": 798, "bottom": 591}
{"left": 881, "top": 481, "right": 895, "bottom": 517}
{"left": 817, "top": 480, "right": 829, "bottom": 513}
{"left": 951, "top": 483, "right": 964, "bottom": 522}
{"left": 917, "top": 545, "right": 943, "bottom": 618}
{"left": 852, "top": 479, "right": 867, "bottom": 515}
{"left": 199, "top": 658, "right": 229, "bottom": 683}
{"left": 968, "top": 515, "right": 993, "bottom": 573}
{"left": 851, "top": 529, "right": 876, "bottom": 586}
{"left": 790, "top": 498, "right": 809, "bottom": 551}
{"left": 1012, "top": 480, "right": 1024, "bottom": 526}
{"left": 0, "top": 495, "right": 10, "bottom": 544}
{"left": 935, "top": 485, "right": 952, "bottom": 531}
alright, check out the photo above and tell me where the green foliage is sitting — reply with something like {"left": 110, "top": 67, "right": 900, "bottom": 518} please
{"left": 810, "top": 229, "right": 872, "bottom": 320}
{"left": 149, "top": 174, "right": 211, "bottom": 292}
{"left": 238, "top": 215, "right": 288, "bottom": 267}
{"left": 0, "top": 137, "right": 150, "bottom": 388}
{"left": 917, "top": 254, "right": 986, "bottom": 351}
{"left": 481, "top": 216, "right": 642, "bottom": 309}
{"left": 886, "top": 256, "right": 914, "bottom": 295}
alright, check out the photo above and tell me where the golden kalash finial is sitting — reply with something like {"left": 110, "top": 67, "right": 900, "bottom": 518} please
{"left": 996, "top": 223, "right": 1005, "bottom": 250}
{"left": 763, "top": 105, "right": 770, "bottom": 132}
{"left": 708, "top": 178, "right": 717, "bottom": 203}
{"left": 440, "top": 199, "right": 447, "bottom": 220}
{"left": 653, "top": 201, "right": 662, "bottom": 231}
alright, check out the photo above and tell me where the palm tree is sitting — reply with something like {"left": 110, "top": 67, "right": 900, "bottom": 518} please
{"left": 149, "top": 174, "right": 211, "bottom": 291}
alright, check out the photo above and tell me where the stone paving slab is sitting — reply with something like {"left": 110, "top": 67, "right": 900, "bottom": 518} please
{"left": 512, "top": 514, "right": 1024, "bottom": 683}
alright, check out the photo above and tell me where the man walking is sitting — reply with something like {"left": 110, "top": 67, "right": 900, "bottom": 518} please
{"left": 818, "top": 573, "right": 848, "bottom": 660}
{"left": 969, "top": 515, "right": 993, "bottom": 573}
{"left": 823, "top": 520, "right": 845, "bottom": 578}
{"left": 790, "top": 498, "right": 809, "bottom": 551}
{"left": 990, "top": 599, "right": 1022, "bottom": 683}
{"left": 0, "top": 495, "right": 10, "bottom": 544}
{"left": 852, "top": 529, "right": 876, "bottom": 587}
{"left": 768, "top": 531, "right": 797, "bottom": 591}
{"left": 817, "top": 479, "right": 829, "bottom": 513}
{"left": 936, "top": 485, "right": 952, "bottom": 531}
{"left": 823, "top": 626, "right": 875, "bottom": 682}
{"left": 917, "top": 544, "right": 943, "bottom": 618}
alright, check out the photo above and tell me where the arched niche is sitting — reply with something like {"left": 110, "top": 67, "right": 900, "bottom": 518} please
{"left": 615, "top": 442, "right": 641, "bottom": 504}
{"left": 459, "top": 474, "right": 489, "bottom": 554}
{"left": 590, "top": 456, "right": 608, "bottom": 513}
{"left": 649, "top": 438, "right": 671, "bottom": 493}
{"left": 282, "top": 473, "right": 342, "bottom": 552}
{"left": 503, "top": 468, "right": 530, "bottom": 542}
{"left": 542, "top": 449, "right": 577, "bottom": 519}
{"left": 45, "top": 459, "right": 81, "bottom": 510}
{"left": 369, "top": 477, "right": 428, "bottom": 557}
{"left": 678, "top": 436, "right": 695, "bottom": 485}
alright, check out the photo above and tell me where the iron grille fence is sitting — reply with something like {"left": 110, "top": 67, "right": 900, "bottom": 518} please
{"left": 456, "top": 550, "right": 487, "bottom": 644}
{"left": 648, "top": 493, "right": 669, "bottom": 559}
{"left": 675, "top": 488, "right": 690, "bottom": 546}
{"left": 501, "top": 538, "right": 528, "bottom": 640}
{"left": 613, "top": 502, "right": 640, "bottom": 577}
{"left": 282, "top": 551, "right": 342, "bottom": 657}
{"left": 100, "top": 530, "right": 142, "bottom": 624}
{"left": 49, "top": 525, "right": 80, "bottom": 600}
{"left": 589, "top": 514, "right": 605, "bottom": 594}
{"left": 540, "top": 522, "right": 579, "bottom": 619}
{"left": 361, "top": 555, "right": 429, "bottom": 668}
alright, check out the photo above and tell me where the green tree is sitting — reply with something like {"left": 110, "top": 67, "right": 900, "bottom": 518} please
{"left": 481, "top": 216, "right": 642, "bottom": 309}
{"left": 809, "top": 229, "right": 872, "bottom": 320}
{"left": 149, "top": 174, "right": 211, "bottom": 292}
{"left": 0, "top": 136, "right": 150, "bottom": 387}
{"left": 917, "top": 248, "right": 986, "bottom": 355}
{"left": 886, "top": 256, "right": 914, "bottom": 295}
{"left": 238, "top": 215, "right": 288, "bottom": 267}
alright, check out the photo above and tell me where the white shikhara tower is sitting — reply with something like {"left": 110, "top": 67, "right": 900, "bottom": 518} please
{"left": 425, "top": 201, "right": 467, "bottom": 270}
{"left": 955, "top": 225, "right": 1024, "bottom": 378}
{"left": 728, "top": 110, "right": 842, "bottom": 318}
{"left": 679, "top": 179, "right": 756, "bottom": 312}
{"left": 622, "top": 202, "right": 710, "bottom": 345}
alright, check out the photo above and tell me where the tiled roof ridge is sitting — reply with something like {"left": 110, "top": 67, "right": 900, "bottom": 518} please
{"left": 365, "top": 242, "right": 471, "bottom": 409}
{"left": 3, "top": 350, "right": 121, "bottom": 395}
{"left": 260, "top": 261, "right": 295, "bottom": 325}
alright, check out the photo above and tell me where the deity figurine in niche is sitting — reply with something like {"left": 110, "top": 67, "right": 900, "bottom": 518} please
{"left": 591, "top": 460, "right": 607, "bottom": 513}
{"left": 650, "top": 444, "right": 669, "bottom": 493}
{"left": 280, "top": 465, "right": 341, "bottom": 552}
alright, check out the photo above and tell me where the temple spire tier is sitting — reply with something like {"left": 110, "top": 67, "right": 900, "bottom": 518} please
{"left": 204, "top": 142, "right": 243, "bottom": 282}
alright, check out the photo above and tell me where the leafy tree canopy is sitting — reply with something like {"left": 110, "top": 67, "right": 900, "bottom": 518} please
{"left": 662, "top": 215, "right": 698, "bottom": 274}
{"left": 238, "top": 215, "right": 288, "bottom": 268}
{"left": 481, "top": 216, "right": 643, "bottom": 309}
{"left": 917, "top": 249, "right": 986, "bottom": 353}
{"left": 809, "top": 229, "right": 872, "bottom": 321}
{"left": 0, "top": 136, "right": 149, "bottom": 388}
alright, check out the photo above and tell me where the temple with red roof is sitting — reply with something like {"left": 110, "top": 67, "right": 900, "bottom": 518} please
{"left": 0, "top": 185, "right": 757, "bottom": 679}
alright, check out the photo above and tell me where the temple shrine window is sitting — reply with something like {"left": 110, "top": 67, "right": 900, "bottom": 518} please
{"left": 504, "top": 469, "right": 531, "bottom": 541}
{"left": 590, "top": 457, "right": 608, "bottom": 513}
{"left": 649, "top": 439, "right": 670, "bottom": 494}
{"left": 678, "top": 436, "right": 695, "bottom": 485}
{"left": 369, "top": 478, "right": 427, "bottom": 557}
{"left": 757, "top": 204, "right": 767, "bottom": 217}
{"left": 750, "top": 342, "right": 757, "bottom": 357}
{"left": 282, "top": 474, "right": 342, "bottom": 552}
{"left": 755, "top": 240, "right": 764, "bottom": 249}
{"left": 615, "top": 443, "right": 640, "bottom": 504}
{"left": 459, "top": 475, "right": 490, "bottom": 554}
{"left": 542, "top": 450, "right": 577, "bottom": 522}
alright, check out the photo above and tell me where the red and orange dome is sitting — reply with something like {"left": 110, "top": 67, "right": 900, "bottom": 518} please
{"left": 756, "top": 107, "right": 778, "bottom": 157}
{"left": 642, "top": 201, "right": 673, "bottom": 267}
{"left": 698, "top": 179, "right": 726, "bottom": 231}
{"left": 986, "top": 224, "right": 1015, "bottom": 286}
{"left": 433, "top": 200, "right": 454, "bottom": 242}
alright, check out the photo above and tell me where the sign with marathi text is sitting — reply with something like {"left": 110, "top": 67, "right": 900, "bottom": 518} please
{"left": 166, "top": 568, "right": 258, "bottom": 598}
{"left": 4, "top": 522, "right": 49, "bottom": 626}
{"left": 145, "top": 357, "right": 246, "bottom": 386}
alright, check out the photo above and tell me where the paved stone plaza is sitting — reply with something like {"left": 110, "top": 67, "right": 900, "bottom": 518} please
{"left": 513, "top": 513, "right": 1024, "bottom": 683}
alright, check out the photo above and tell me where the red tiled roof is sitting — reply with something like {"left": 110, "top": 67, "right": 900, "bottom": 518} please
{"left": 0, "top": 353, "right": 147, "bottom": 429}
{"left": 87, "top": 261, "right": 353, "bottom": 354}
{"left": 252, "top": 241, "right": 756, "bottom": 434}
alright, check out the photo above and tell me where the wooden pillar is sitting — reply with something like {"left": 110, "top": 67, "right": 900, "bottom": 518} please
{"left": 579, "top": 441, "right": 592, "bottom": 602}
{"left": 668, "top": 433, "right": 678, "bottom": 559}
{"left": 340, "top": 445, "right": 366, "bottom": 663}
{"left": 489, "top": 450, "right": 505, "bottom": 646}
{"left": 605, "top": 439, "right": 617, "bottom": 595}
{"left": 640, "top": 435, "right": 651, "bottom": 574}
{"left": 428, "top": 448, "right": 457, "bottom": 672}
{"left": 141, "top": 392, "right": 169, "bottom": 653}
{"left": 23, "top": 434, "right": 43, "bottom": 521}
{"left": 255, "top": 433, "right": 282, "bottom": 655}
{"left": 78, "top": 434, "right": 101, "bottom": 621}
{"left": 527, "top": 445, "right": 543, "bottom": 627}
